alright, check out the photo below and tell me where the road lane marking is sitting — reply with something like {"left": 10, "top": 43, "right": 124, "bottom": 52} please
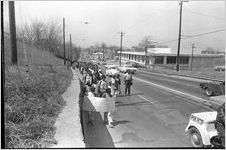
{"left": 137, "top": 70, "right": 209, "bottom": 82}
{"left": 132, "top": 76, "right": 208, "bottom": 103}
{"left": 137, "top": 72, "right": 198, "bottom": 88}
{"left": 137, "top": 95, "right": 157, "bottom": 104}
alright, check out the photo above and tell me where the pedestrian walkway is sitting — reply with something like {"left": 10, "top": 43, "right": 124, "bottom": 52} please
{"left": 52, "top": 68, "right": 85, "bottom": 148}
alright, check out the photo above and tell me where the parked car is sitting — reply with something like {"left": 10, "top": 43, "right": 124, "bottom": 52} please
{"left": 200, "top": 81, "right": 225, "bottom": 96}
{"left": 214, "top": 66, "right": 225, "bottom": 72}
{"left": 118, "top": 65, "right": 137, "bottom": 74}
{"left": 105, "top": 66, "right": 119, "bottom": 76}
{"left": 130, "top": 62, "right": 145, "bottom": 68}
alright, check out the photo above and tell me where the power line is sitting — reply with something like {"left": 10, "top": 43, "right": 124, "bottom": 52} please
{"left": 157, "top": 28, "right": 225, "bottom": 45}
{"left": 182, "top": 26, "right": 225, "bottom": 33}
{"left": 183, "top": 28, "right": 225, "bottom": 39}
{"left": 125, "top": 6, "right": 178, "bottom": 32}
{"left": 183, "top": 8, "right": 225, "bottom": 21}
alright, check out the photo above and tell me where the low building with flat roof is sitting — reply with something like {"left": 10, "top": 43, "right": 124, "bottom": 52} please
{"left": 118, "top": 51, "right": 224, "bottom": 70}
{"left": 94, "top": 52, "right": 103, "bottom": 60}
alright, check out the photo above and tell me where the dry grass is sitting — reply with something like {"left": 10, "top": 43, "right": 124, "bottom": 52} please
{"left": 4, "top": 65, "right": 72, "bottom": 148}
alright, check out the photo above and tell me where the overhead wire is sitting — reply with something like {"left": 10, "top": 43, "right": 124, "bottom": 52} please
{"left": 183, "top": 8, "right": 225, "bottom": 21}
{"left": 157, "top": 28, "right": 225, "bottom": 45}
{"left": 123, "top": 4, "right": 225, "bottom": 48}
{"left": 124, "top": 5, "right": 178, "bottom": 33}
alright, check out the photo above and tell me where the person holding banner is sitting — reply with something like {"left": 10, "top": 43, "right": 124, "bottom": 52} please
{"left": 86, "top": 86, "right": 95, "bottom": 126}
{"left": 99, "top": 75, "right": 108, "bottom": 97}
{"left": 115, "top": 74, "right": 121, "bottom": 96}
{"left": 109, "top": 75, "right": 116, "bottom": 96}
{"left": 103, "top": 88, "right": 114, "bottom": 128}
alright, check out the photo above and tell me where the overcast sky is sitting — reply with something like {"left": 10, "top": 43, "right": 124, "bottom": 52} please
{"left": 3, "top": 1, "right": 225, "bottom": 54}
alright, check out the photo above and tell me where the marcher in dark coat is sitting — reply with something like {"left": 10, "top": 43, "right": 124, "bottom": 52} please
{"left": 124, "top": 70, "right": 133, "bottom": 95}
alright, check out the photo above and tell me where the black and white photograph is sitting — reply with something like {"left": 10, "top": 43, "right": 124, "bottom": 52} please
{"left": 1, "top": 0, "right": 225, "bottom": 149}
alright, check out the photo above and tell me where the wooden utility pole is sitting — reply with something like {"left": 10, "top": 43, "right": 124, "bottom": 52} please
{"left": 70, "top": 34, "right": 72, "bottom": 61}
{"left": 63, "top": 17, "right": 66, "bottom": 65}
{"left": 176, "top": 1, "right": 183, "bottom": 71}
{"left": 1, "top": 2, "right": 5, "bottom": 147}
{"left": 8, "top": 1, "right": 18, "bottom": 64}
{"left": 102, "top": 43, "right": 105, "bottom": 61}
{"left": 176, "top": 1, "right": 188, "bottom": 71}
{"left": 145, "top": 38, "right": 148, "bottom": 68}
{"left": 119, "top": 32, "right": 125, "bottom": 66}
{"left": 191, "top": 43, "right": 196, "bottom": 71}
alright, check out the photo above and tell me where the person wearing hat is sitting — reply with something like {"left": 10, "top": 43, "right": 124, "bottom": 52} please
{"left": 115, "top": 73, "right": 121, "bottom": 96}
{"left": 124, "top": 70, "right": 133, "bottom": 95}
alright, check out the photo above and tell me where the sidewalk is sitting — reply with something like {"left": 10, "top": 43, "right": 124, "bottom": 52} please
{"left": 52, "top": 68, "right": 85, "bottom": 148}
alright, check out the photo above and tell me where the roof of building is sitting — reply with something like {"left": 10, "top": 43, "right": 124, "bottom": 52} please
{"left": 118, "top": 51, "right": 224, "bottom": 57}
{"left": 94, "top": 52, "right": 103, "bottom": 54}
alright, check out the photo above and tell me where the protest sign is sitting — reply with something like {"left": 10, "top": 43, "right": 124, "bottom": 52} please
{"left": 82, "top": 95, "right": 115, "bottom": 112}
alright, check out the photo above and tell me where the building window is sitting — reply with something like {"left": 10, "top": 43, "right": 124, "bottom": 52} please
{"left": 142, "top": 56, "right": 145, "bottom": 63}
{"left": 180, "top": 56, "right": 189, "bottom": 64}
{"left": 137, "top": 55, "right": 139, "bottom": 61}
{"left": 167, "top": 56, "right": 176, "bottom": 64}
{"left": 154, "top": 56, "right": 164, "bottom": 64}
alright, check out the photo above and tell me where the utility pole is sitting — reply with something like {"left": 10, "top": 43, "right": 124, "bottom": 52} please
{"left": 176, "top": 1, "right": 188, "bottom": 71}
{"left": 119, "top": 32, "right": 125, "bottom": 66}
{"left": 1, "top": 2, "right": 5, "bottom": 147}
{"left": 145, "top": 38, "right": 148, "bottom": 68}
{"left": 63, "top": 17, "right": 66, "bottom": 65}
{"left": 102, "top": 43, "right": 105, "bottom": 61}
{"left": 8, "top": 1, "right": 18, "bottom": 65}
{"left": 191, "top": 43, "right": 196, "bottom": 71}
{"left": 70, "top": 34, "right": 72, "bottom": 62}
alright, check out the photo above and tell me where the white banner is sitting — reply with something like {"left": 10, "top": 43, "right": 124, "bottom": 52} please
{"left": 82, "top": 95, "right": 115, "bottom": 112}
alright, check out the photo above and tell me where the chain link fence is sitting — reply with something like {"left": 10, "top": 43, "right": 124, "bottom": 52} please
{"left": 4, "top": 32, "right": 64, "bottom": 67}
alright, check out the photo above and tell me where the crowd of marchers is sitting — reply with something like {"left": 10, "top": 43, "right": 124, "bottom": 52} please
{"left": 74, "top": 61, "right": 133, "bottom": 128}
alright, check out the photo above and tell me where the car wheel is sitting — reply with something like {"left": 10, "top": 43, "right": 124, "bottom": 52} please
{"left": 188, "top": 127, "right": 204, "bottom": 147}
{"left": 205, "top": 87, "right": 213, "bottom": 96}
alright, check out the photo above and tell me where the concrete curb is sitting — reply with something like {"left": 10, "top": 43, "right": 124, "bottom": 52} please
{"left": 52, "top": 68, "right": 85, "bottom": 148}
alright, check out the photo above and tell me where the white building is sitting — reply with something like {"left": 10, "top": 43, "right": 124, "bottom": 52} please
{"left": 118, "top": 50, "right": 224, "bottom": 70}
{"left": 94, "top": 52, "right": 103, "bottom": 60}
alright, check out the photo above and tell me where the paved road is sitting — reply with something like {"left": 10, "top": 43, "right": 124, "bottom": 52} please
{"left": 135, "top": 70, "right": 210, "bottom": 100}
{"left": 82, "top": 67, "right": 214, "bottom": 148}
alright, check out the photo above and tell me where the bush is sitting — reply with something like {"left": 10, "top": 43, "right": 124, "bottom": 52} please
{"left": 4, "top": 65, "right": 72, "bottom": 148}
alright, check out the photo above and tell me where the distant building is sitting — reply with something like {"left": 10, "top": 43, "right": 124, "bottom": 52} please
{"left": 118, "top": 50, "right": 224, "bottom": 70}
{"left": 94, "top": 52, "right": 103, "bottom": 60}
{"left": 147, "top": 48, "right": 171, "bottom": 54}
{"left": 201, "top": 49, "right": 225, "bottom": 55}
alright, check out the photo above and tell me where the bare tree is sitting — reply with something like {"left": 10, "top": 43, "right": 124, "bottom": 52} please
{"left": 17, "top": 18, "right": 63, "bottom": 55}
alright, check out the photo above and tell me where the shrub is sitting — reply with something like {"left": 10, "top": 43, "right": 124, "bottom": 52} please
{"left": 4, "top": 65, "right": 72, "bottom": 148}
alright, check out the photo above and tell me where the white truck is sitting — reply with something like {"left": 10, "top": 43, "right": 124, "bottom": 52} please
{"left": 185, "top": 95, "right": 225, "bottom": 148}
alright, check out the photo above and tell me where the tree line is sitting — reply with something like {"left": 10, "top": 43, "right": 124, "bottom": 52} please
{"left": 15, "top": 19, "right": 80, "bottom": 60}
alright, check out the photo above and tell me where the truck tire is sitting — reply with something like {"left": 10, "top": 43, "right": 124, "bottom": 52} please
{"left": 205, "top": 87, "right": 213, "bottom": 96}
{"left": 188, "top": 127, "right": 204, "bottom": 147}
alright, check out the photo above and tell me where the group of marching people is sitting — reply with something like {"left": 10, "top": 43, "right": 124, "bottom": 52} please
{"left": 78, "top": 62, "right": 120, "bottom": 128}
{"left": 77, "top": 61, "right": 133, "bottom": 128}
